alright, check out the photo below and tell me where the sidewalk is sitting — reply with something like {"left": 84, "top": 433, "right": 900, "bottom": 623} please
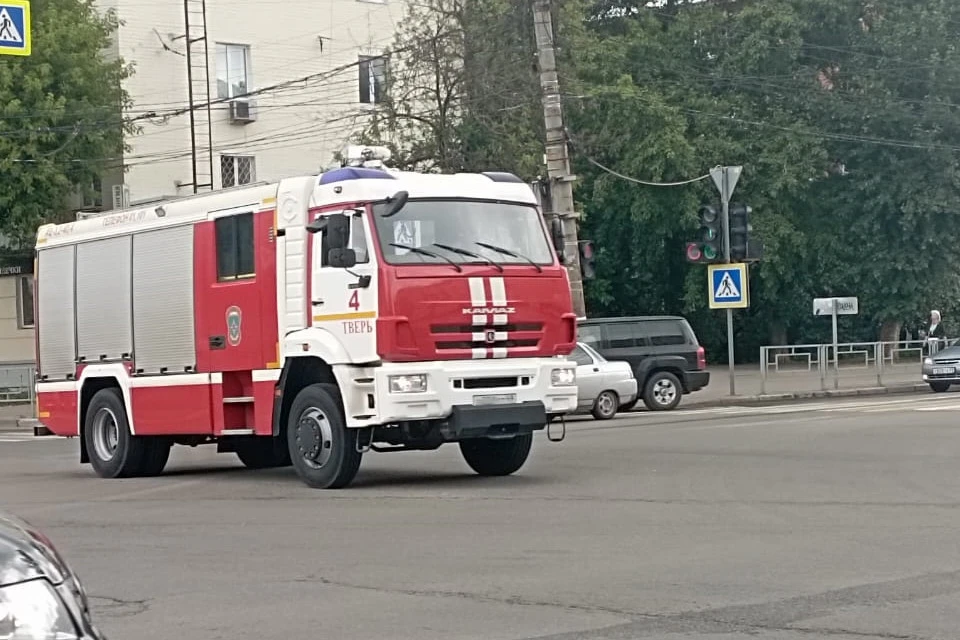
{"left": 686, "top": 362, "right": 929, "bottom": 407}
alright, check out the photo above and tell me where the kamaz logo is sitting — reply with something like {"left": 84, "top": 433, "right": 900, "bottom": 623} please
{"left": 462, "top": 306, "right": 515, "bottom": 315}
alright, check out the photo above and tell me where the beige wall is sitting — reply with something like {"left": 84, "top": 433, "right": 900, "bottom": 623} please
{"left": 97, "top": 0, "right": 405, "bottom": 206}
{"left": 0, "top": 274, "right": 35, "bottom": 364}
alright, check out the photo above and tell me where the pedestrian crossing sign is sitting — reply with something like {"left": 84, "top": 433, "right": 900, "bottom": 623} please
{"left": 708, "top": 263, "right": 749, "bottom": 309}
{"left": 0, "top": 0, "right": 29, "bottom": 57}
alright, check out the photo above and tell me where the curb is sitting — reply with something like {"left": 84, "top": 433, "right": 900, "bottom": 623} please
{"left": 687, "top": 383, "right": 931, "bottom": 408}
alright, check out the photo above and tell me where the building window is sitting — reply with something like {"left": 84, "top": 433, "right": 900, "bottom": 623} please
{"left": 221, "top": 155, "right": 256, "bottom": 188}
{"left": 16, "top": 275, "right": 34, "bottom": 329}
{"left": 215, "top": 212, "right": 255, "bottom": 281}
{"left": 216, "top": 43, "right": 252, "bottom": 99}
{"left": 359, "top": 54, "right": 387, "bottom": 104}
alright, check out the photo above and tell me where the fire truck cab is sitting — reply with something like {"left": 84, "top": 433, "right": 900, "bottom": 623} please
{"left": 33, "top": 149, "right": 579, "bottom": 489}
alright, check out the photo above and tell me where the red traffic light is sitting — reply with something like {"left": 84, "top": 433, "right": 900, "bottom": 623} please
{"left": 580, "top": 241, "right": 594, "bottom": 259}
{"left": 685, "top": 242, "right": 702, "bottom": 261}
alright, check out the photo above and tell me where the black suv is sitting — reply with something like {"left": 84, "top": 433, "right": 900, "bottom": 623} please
{"left": 577, "top": 316, "right": 709, "bottom": 411}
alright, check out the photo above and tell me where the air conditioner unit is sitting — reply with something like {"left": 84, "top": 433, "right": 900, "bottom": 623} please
{"left": 229, "top": 99, "right": 256, "bottom": 124}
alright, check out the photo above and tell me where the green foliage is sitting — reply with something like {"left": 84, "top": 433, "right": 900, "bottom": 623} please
{"left": 366, "top": 0, "right": 960, "bottom": 360}
{"left": 0, "top": 0, "right": 131, "bottom": 247}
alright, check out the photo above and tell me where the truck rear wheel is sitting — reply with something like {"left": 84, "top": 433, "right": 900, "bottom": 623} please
{"left": 235, "top": 438, "right": 291, "bottom": 469}
{"left": 84, "top": 387, "right": 160, "bottom": 478}
{"left": 459, "top": 433, "right": 533, "bottom": 477}
{"left": 286, "top": 383, "right": 362, "bottom": 489}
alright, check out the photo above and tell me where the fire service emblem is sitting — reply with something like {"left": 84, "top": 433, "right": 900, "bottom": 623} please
{"left": 226, "top": 306, "right": 242, "bottom": 347}
{"left": 485, "top": 329, "right": 497, "bottom": 345}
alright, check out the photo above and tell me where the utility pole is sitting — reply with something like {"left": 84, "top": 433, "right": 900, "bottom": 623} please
{"left": 710, "top": 165, "right": 743, "bottom": 396}
{"left": 533, "top": 0, "right": 585, "bottom": 318}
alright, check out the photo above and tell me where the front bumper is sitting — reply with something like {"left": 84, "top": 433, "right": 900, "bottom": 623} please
{"left": 922, "top": 362, "right": 960, "bottom": 383}
{"left": 361, "top": 357, "right": 578, "bottom": 427}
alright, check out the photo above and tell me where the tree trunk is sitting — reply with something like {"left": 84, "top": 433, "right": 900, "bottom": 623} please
{"left": 879, "top": 318, "right": 901, "bottom": 362}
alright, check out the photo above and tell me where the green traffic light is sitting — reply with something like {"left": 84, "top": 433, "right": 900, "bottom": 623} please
{"left": 703, "top": 245, "right": 718, "bottom": 260}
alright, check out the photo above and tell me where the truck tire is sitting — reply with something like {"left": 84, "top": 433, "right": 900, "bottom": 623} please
{"left": 138, "top": 439, "right": 172, "bottom": 477}
{"left": 460, "top": 433, "right": 533, "bottom": 477}
{"left": 286, "top": 383, "right": 362, "bottom": 489}
{"left": 235, "top": 438, "right": 291, "bottom": 469}
{"left": 642, "top": 371, "right": 682, "bottom": 411}
{"left": 84, "top": 387, "right": 153, "bottom": 478}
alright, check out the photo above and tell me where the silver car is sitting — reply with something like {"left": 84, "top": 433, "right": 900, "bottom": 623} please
{"left": 569, "top": 342, "right": 638, "bottom": 420}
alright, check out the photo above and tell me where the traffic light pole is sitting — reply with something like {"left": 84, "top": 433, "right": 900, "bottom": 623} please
{"left": 711, "top": 166, "right": 743, "bottom": 397}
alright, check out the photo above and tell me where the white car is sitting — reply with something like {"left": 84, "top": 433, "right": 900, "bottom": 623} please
{"left": 568, "top": 342, "right": 638, "bottom": 420}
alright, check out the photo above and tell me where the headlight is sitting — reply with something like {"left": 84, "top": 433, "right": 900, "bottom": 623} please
{"left": 0, "top": 579, "right": 79, "bottom": 640}
{"left": 924, "top": 357, "right": 933, "bottom": 366}
{"left": 551, "top": 367, "right": 576, "bottom": 386}
{"left": 388, "top": 374, "right": 427, "bottom": 394}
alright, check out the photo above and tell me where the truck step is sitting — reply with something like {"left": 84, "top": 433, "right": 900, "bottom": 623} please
{"left": 219, "top": 428, "right": 256, "bottom": 436}
{"left": 223, "top": 396, "right": 254, "bottom": 404}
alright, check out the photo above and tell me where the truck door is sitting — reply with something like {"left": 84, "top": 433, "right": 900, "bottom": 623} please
{"left": 310, "top": 207, "right": 379, "bottom": 363}
{"left": 196, "top": 206, "right": 268, "bottom": 373}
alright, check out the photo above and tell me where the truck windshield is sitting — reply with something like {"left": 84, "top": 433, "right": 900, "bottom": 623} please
{"left": 372, "top": 200, "right": 554, "bottom": 267}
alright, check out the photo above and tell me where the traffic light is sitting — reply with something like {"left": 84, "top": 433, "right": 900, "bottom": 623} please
{"left": 685, "top": 204, "right": 722, "bottom": 264}
{"left": 579, "top": 240, "right": 596, "bottom": 280}
{"left": 729, "top": 203, "right": 751, "bottom": 261}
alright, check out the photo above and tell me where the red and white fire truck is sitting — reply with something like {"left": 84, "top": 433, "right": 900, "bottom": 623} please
{"left": 32, "top": 149, "right": 580, "bottom": 488}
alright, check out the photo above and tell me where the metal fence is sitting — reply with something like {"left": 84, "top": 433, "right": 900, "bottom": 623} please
{"left": 0, "top": 361, "right": 35, "bottom": 411}
{"left": 759, "top": 338, "right": 955, "bottom": 395}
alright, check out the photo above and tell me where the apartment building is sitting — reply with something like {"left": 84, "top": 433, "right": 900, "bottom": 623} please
{"left": 0, "top": 0, "right": 403, "bottom": 371}
{"left": 91, "top": 0, "right": 403, "bottom": 208}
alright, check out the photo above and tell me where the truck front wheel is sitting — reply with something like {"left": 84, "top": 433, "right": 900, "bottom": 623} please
{"left": 286, "top": 383, "right": 362, "bottom": 489}
{"left": 459, "top": 433, "right": 533, "bottom": 477}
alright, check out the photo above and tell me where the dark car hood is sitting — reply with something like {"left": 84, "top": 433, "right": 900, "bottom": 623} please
{"left": 0, "top": 511, "right": 68, "bottom": 587}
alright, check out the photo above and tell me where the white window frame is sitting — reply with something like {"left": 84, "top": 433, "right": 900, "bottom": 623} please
{"left": 216, "top": 43, "right": 253, "bottom": 100}
{"left": 220, "top": 154, "right": 257, "bottom": 188}
{"left": 16, "top": 274, "right": 34, "bottom": 329}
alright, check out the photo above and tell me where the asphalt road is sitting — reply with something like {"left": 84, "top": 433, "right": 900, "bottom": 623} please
{"left": 3, "top": 394, "right": 960, "bottom": 640}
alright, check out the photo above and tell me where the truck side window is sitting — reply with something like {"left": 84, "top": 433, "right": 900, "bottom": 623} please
{"left": 351, "top": 216, "right": 369, "bottom": 264}
{"left": 215, "top": 212, "right": 255, "bottom": 281}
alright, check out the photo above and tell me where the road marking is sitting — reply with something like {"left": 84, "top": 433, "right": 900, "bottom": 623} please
{"left": 0, "top": 434, "right": 61, "bottom": 443}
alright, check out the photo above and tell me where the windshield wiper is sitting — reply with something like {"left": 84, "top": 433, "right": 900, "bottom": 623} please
{"left": 475, "top": 241, "right": 542, "bottom": 273}
{"left": 389, "top": 243, "right": 462, "bottom": 272}
{"left": 430, "top": 242, "right": 505, "bottom": 273}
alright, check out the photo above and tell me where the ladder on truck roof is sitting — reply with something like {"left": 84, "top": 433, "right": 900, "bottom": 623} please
{"left": 74, "top": 180, "right": 276, "bottom": 221}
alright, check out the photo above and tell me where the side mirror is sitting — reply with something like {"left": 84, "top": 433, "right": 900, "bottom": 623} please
{"left": 551, "top": 218, "right": 566, "bottom": 261}
{"left": 329, "top": 248, "right": 358, "bottom": 269}
{"left": 306, "top": 212, "right": 351, "bottom": 240}
{"left": 381, "top": 190, "right": 409, "bottom": 218}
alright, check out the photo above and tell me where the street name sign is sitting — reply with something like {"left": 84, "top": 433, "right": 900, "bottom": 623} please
{"left": 813, "top": 297, "right": 858, "bottom": 316}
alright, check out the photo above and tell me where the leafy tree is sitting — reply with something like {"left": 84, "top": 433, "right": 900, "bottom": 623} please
{"left": 363, "top": 0, "right": 960, "bottom": 360}
{"left": 362, "top": 0, "right": 544, "bottom": 179}
{"left": 361, "top": 0, "right": 466, "bottom": 172}
{"left": 0, "top": 0, "right": 132, "bottom": 247}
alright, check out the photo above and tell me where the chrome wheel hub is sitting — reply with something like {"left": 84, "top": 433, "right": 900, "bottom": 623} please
{"left": 653, "top": 379, "right": 677, "bottom": 405}
{"left": 92, "top": 408, "right": 120, "bottom": 461}
{"left": 295, "top": 407, "right": 334, "bottom": 469}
